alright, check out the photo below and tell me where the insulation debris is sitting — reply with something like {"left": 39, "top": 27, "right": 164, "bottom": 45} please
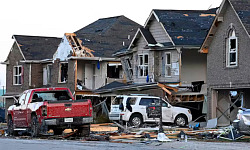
{"left": 177, "top": 36, "right": 184, "bottom": 39}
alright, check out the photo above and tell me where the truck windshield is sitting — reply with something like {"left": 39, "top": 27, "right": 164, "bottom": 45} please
{"left": 32, "top": 91, "right": 71, "bottom": 102}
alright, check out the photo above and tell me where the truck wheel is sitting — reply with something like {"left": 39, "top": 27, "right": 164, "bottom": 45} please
{"left": 7, "top": 116, "right": 16, "bottom": 136}
{"left": 78, "top": 124, "right": 90, "bottom": 137}
{"left": 31, "top": 115, "right": 39, "bottom": 137}
{"left": 129, "top": 114, "right": 143, "bottom": 128}
{"left": 53, "top": 129, "right": 63, "bottom": 135}
{"left": 174, "top": 115, "right": 187, "bottom": 127}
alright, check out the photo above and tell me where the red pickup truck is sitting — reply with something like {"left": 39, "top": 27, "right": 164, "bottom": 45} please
{"left": 7, "top": 87, "right": 93, "bottom": 137}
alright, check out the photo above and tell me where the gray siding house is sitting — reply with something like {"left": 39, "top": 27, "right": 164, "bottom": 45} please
{"left": 115, "top": 9, "right": 216, "bottom": 88}
{"left": 201, "top": 0, "right": 250, "bottom": 126}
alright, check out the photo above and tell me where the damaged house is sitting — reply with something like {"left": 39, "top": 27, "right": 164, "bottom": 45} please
{"left": 53, "top": 15, "right": 141, "bottom": 98}
{"left": 200, "top": 0, "right": 250, "bottom": 126}
{"left": 2, "top": 35, "right": 61, "bottom": 118}
{"left": 2, "top": 15, "right": 141, "bottom": 120}
{"left": 104, "top": 8, "right": 217, "bottom": 120}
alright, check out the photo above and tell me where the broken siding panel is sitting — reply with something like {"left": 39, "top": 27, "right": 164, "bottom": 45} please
{"left": 120, "top": 57, "right": 132, "bottom": 81}
{"left": 53, "top": 36, "right": 73, "bottom": 61}
{"left": 149, "top": 19, "right": 171, "bottom": 43}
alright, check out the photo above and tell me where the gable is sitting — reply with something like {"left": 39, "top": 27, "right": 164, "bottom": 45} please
{"left": 229, "top": 0, "right": 250, "bottom": 36}
{"left": 201, "top": 0, "right": 250, "bottom": 53}
{"left": 53, "top": 35, "right": 73, "bottom": 61}
{"left": 5, "top": 42, "right": 25, "bottom": 63}
{"left": 148, "top": 16, "right": 173, "bottom": 44}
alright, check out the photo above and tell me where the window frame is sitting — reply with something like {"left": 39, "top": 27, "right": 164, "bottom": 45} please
{"left": 165, "top": 52, "right": 172, "bottom": 77}
{"left": 13, "top": 65, "right": 23, "bottom": 85}
{"left": 226, "top": 30, "right": 238, "bottom": 68}
{"left": 138, "top": 54, "right": 149, "bottom": 77}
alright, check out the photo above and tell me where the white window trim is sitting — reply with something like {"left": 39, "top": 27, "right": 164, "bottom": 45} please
{"left": 165, "top": 52, "right": 172, "bottom": 77}
{"left": 138, "top": 54, "right": 149, "bottom": 77}
{"left": 58, "top": 62, "right": 68, "bottom": 83}
{"left": 227, "top": 36, "right": 238, "bottom": 68}
{"left": 13, "top": 65, "right": 22, "bottom": 85}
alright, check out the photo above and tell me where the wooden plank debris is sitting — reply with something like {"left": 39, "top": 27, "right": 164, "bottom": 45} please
{"left": 90, "top": 123, "right": 118, "bottom": 132}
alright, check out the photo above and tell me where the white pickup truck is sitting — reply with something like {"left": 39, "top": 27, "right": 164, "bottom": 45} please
{"left": 109, "top": 95, "right": 192, "bottom": 127}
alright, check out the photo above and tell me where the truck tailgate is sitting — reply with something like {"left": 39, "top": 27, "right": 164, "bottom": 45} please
{"left": 46, "top": 100, "right": 91, "bottom": 118}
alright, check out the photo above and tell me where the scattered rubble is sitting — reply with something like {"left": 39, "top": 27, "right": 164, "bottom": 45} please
{"left": 1, "top": 122, "right": 250, "bottom": 144}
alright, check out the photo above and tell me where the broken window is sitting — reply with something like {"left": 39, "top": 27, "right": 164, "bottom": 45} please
{"left": 165, "top": 53, "right": 171, "bottom": 77}
{"left": 227, "top": 29, "right": 238, "bottom": 67}
{"left": 13, "top": 65, "right": 23, "bottom": 85}
{"left": 138, "top": 54, "right": 149, "bottom": 77}
{"left": 59, "top": 63, "right": 68, "bottom": 83}
{"left": 107, "top": 64, "right": 122, "bottom": 78}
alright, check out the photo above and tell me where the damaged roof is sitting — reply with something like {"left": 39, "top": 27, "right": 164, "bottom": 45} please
{"left": 153, "top": 8, "right": 217, "bottom": 46}
{"left": 13, "top": 35, "right": 61, "bottom": 60}
{"left": 229, "top": 0, "right": 250, "bottom": 35}
{"left": 74, "top": 15, "right": 142, "bottom": 57}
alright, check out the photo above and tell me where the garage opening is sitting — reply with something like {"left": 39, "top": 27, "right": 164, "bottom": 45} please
{"left": 216, "top": 90, "right": 244, "bottom": 126}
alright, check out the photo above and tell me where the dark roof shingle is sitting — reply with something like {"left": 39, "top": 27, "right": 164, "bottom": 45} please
{"left": 229, "top": 0, "right": 250, "bottom": 35}
{"left": 153, "top": 8, "right": 217, "bottom": 46}
{"left": 13, "top": 35, "right": 61, "bottom": 60}
{"left": 75, "top": 16, "right": 142, "bottom": 57}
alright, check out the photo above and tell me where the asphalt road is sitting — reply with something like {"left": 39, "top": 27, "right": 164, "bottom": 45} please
{"left": 1, "top": 137, "right": 250, "bottom": 150}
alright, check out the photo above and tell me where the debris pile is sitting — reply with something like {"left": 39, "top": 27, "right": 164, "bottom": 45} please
{"left": 2, "top": 122, "right": 250, "bottom": 143}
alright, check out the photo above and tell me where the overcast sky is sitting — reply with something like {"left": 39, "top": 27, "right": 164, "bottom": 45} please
{"left": 0, "top": 0, "right": 222, "bottom": 88}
